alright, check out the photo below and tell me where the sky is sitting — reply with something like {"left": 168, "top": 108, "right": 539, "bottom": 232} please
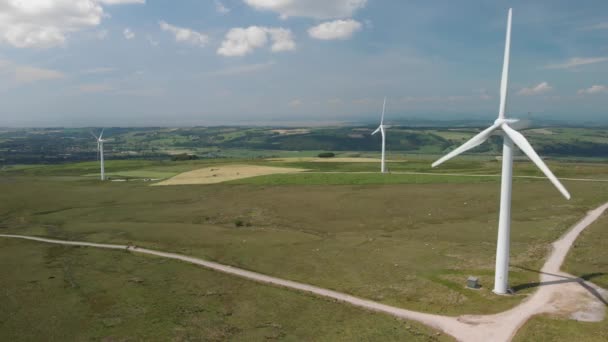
{"left": 0, "top": 0, "right": 607, "bottom": 127}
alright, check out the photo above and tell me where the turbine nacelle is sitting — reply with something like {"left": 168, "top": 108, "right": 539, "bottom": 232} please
{"left": 432, "top": 8, "right": 570, "bottom": 201}
{"left": 371, "top": 125, "right": 385, "bottom": 135}
{"left": 494, "top": 118, "right": 519, "bottom": 126}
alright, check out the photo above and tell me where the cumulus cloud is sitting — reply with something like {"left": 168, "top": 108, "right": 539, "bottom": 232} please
{"left": 159, "top": 21, "right": 208, "bottom": 47}
{"left": 217, "top": 26, "right": 295, "bottom": 57}
{"left": 0, "top": 0, "right": 143, "bottom": 49}
{"left": 244, "top": 0, "right": 367, "bottom": 19}
{"left": 578, "top": 85, "right": 608, "bottom": 95}
{"left": 123, "top": 28, "right": 135, "bottom": 39}
{"left": 265, "top": 28, "right": 296, "bottom": 51}
{"left": 544, "top": 57, "right": 608, "bottom": 69}
{"left": 308, "top": 19, "right": 362, "bottom": 40}
{"left": 517, "top": 82, "right": 553, "bottom": 96}
{"left": 214, "top": 0, "right": 230, "bottom": 14}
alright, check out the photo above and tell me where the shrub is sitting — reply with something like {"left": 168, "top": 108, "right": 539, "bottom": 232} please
{"left": 317, "top": 152, "right": 335, "bottom": 158}
{"left": 171, "top": 153, "right": 198, "bottom": 161}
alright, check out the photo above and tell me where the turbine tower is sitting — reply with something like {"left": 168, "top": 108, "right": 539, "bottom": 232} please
{"left": 431, "top": 8, "right": 571, "bottom": 295}
{"left": 372, "top": 97, "right": 388, "bottom": 173}
{"left": 91, "top": 129, "right": 106, "bottom": 181}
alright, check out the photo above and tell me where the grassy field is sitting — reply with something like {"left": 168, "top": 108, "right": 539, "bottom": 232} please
{"left": 1, "top": 158, "right": 607, "bottom": 320}
{"left": 513, "top": 211, "right": 608, "bottom": 341}
{"left": 0, "top": 239, "right": 450, "bottom": 341}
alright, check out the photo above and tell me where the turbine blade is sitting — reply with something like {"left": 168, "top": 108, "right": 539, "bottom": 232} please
{"left": 381, "top": 97, "right": 386, "bottom": 125}
{"left": 498, "top": 8, "right": 512, "bottom": 119}
{"left": 502, "top": 124, "right": 571, "bottom": 199}
{"left": 371, "top": 127, "right": 381, "bottom": 135}
{"left": 99, "top": 128, "right": 104, "bottom": 139}
{"left": 90, "top": 130, "right": 98, "bottom": 140}
{"left": 432, "top": 123, "right": 500, "bottom": 168}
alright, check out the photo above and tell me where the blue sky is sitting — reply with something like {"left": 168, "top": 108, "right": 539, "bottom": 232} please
{"left": 0, "top": 0, "right": 607, "bottom": 127}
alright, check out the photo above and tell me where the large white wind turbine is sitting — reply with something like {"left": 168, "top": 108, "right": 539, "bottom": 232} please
{"left": 372, "top": 97, "right": 388, "bottom": 173}
{"left": 91, "top": 129, "right": 106, "bottom": 181}
{"left": 432, "top": 8, "right": 571, "bottom": 295}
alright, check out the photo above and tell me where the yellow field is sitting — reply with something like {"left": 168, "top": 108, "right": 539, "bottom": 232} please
{"left": 153, "top": 164, "right": 307, "bottom": 186}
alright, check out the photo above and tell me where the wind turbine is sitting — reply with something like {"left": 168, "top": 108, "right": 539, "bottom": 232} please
{"left": 372, "top": 97, "right": 388, "bottom": 173}
{"left": 431, "top": 8, "right": 571, "bottom": 295}
{"left": 91, "top": 129, "right": 106, "bottom": 181}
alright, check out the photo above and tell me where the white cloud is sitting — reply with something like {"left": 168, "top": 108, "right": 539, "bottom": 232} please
{"left": 288, "top": 99, "right": 303, "bottom": 107}
{"left": 265, "top": 28, "right": 296, "bottom": 52}
{"left": 0, "top": 0, "right": 143, "bottom": 49}
{"left": 146, "top": 35, "right": 159, "bottom": 47}
{"left": 544, "top": 57, "right": 608, "bottom": 69}
{"left": 123, "top": 28, "right": 135, "bottom": 39}
{"left": 159, "top": 21, "right": 208, "bottom": 47}
{"left": 214, "top": 0, "right": 230, "bottom": 14}
{"left": 308, "top": 19, "right": 362, "bottom": 40}
{"left": 517, "top": 82, "right": 553, "bottom": 96}
{"left": 217, "top": 26, "right": 295, "bottom": 57}
{"left": 577, "top": 85, "right": 608, "bottom": 95}
{"left": 244, "top": 0, "right": 367, "bottom": 19}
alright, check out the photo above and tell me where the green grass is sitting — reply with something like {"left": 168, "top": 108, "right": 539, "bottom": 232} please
{"left": 229, "top": 172, "right": 497, "bottom": 185}
{"left": 513, "top": 212, "right": 608, "bottom": 341}
{"left": 83, "top": 170, "right": 179, "bottom": 179}
{"left": 513, "top": 315, "right": 607, "bottom": 342}
{"left": 1, "top": 158, "right": 607, "bottom": 317}
{"left": 564, "top": 213, "right": 608, "bottom": 288}
{"left": 0, "top": 239, "right": 450, "bottom": 341}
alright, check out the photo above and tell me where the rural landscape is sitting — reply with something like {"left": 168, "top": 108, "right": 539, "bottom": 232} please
{"left": 2, "top": 122, "right": 607, "bottom": 341}
{"left": 1, "top": 1, "right": 607, "bottom": 341}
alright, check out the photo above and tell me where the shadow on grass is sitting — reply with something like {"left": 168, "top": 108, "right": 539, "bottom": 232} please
{"left": 511, "top": 265, "right": 607, "bottom": 306}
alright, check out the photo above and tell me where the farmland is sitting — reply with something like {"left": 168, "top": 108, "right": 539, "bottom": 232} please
{"left": 2, "top": 125, "right": 608, "bottom": 165}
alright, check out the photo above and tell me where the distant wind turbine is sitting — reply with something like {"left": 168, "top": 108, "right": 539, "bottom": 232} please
{"left": 372, "top": 97, "right": 388, "bottom": 173}
{"left": 91, "top": 129, "right": 106, "bottom": 181}
{"left": 431, "top": 8, "right": 571, "bottom": 295}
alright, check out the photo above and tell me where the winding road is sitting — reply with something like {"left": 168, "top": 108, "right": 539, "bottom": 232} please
{"left": 1, "top": 202, "right": 607, "bottom": 341}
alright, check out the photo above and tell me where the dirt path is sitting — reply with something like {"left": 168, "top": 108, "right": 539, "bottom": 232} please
{"left": 1, "top": 202, "right": 606, "bottom": 341}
